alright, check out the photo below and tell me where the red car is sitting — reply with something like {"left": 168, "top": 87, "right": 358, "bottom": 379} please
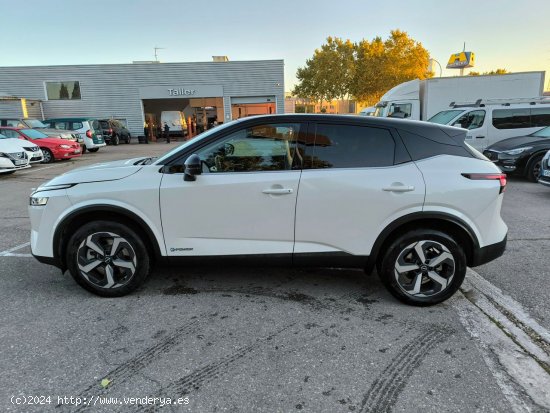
{"left": 0, "top": 127, "right": 82, "bottom": 163}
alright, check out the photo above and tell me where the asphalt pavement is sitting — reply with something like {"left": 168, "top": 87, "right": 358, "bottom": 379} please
{"left": 0, "top": 142, "right": 549, "bottom": 412}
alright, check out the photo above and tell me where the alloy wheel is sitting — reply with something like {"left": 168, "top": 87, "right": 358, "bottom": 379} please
{"left": 533, "top": 160, "right": 541, "bottom": 179}
{"left": 42, "top": 150, "right": 52, "bottom": 163}
{"left": 77, "top": 232, "right": 137, "bottom": 289}
{"left": 393, "top": 240, "right": 455, "bottom": 298}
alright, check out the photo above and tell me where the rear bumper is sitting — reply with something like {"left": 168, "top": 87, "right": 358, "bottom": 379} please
{"left": 470, "top": 233, "right": 507, "bottom": 267}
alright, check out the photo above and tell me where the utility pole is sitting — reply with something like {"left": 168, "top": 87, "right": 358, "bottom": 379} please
{"left": 154, "top": 46, "right": 165, "bottom": 62}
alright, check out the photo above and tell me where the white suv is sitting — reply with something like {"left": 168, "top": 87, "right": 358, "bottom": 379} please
{"left": 29, "top": 115, "right": 508, "bottom": 305}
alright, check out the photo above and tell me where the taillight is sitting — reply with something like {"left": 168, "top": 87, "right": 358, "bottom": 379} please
{"left": 108, "top": 128, "right": 113, "bottom": 135}
{"left": 86, "top": 130, "right": 92, "bottom": 138}
{"left": 462, "top": 173, "right": 507, "bottom": 194}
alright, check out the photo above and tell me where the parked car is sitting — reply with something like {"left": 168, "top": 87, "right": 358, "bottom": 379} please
{"left": 0, "top": 118, "right": 81, "bottom": 143}
{"left": 483, "top": 126, "right": 550, "bottom": 182}
{"left": 42, "top": 118, "right": 106, "bottom": 153}
{"left": 97, "top": 119, "right": 132, "bottom": 145}
{"left": 0, "top": 127, "right": 81, "bottom": 163}
{"left": 0, "top": 132, "right": 43, "bottom": 163}
{"left": 0, "top": 138, "right": 30, "bottom": 175}
{"left": 538, "top": 150, "right": 550, "bottom": 187}
{"left": 29, "top": 115, "right": 508, "bottom": 305}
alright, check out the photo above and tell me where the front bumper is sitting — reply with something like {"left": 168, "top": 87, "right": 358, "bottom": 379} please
{"left": 52, "top": 148, "right": 82, "bottom": 160}
{"left": 538, "top": 175, "right": 550, "bottom": 187}
{"left": 470, "top": 233, "right": 507, "bottom": 267}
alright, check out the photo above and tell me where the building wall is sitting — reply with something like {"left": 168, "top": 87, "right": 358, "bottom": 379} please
{"left": 0, "top": 60, "right": 284, "bottom": 136}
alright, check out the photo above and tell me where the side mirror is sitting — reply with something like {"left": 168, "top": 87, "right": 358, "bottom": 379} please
{"left": 184, "top": 154, "right": 202, "bottom": 181}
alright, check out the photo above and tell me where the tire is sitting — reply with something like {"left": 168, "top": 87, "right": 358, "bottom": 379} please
{"left": 82, "top": 146, "right": 87, "bottom": 154}
{"left": 125, "top": 134, "right": 131, "bottom": 144}
{"left": 41, "top": 148, "right": 54, "bottom": 164}
{"left": 2, "top": 170, "right": 16, "bottom": 175}
{"left": 65, "top": 221, "right": 151, "bottom": 297}
{"left": 526, "top": 155, "right": 543, "bottom": 182}
{"left": 88, "top": 148, "right": 99, "bottom": 153}
{"left": 112, "top": 134, "right": 120, "bottom": 146}
{"left": 378, "top": 229, "right": 467, "bottom": 306}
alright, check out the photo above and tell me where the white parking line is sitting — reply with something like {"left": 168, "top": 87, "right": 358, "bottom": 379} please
{"left": 0, "top": 241, "right": 30, "bottom": 256}
{"left": 15, "top": 164, "right": 63, "bottom": 175}
{"left": 454, "top": 268, "right": 550, "bottom": 412}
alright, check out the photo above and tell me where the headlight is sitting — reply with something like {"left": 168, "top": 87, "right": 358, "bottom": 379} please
{"left": 502, "top": 147, "right": 532, "bottom": 156}
{"left": 30, "top": 196, "right": 48, "bottom": 206}
{"left": 59, "top": 144, "right": 71, "bottom": 149}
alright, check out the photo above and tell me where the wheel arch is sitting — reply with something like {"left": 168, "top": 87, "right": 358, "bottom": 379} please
{"left": 365, "top": 212, "right": 480, "bottom": 275}
{"left": 53, "top": 205, "right": 163, "bottom": 270}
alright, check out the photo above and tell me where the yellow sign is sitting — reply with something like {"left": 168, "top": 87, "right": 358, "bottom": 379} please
{"left": 446, "top": 52, "right": 475, "bottom": 69}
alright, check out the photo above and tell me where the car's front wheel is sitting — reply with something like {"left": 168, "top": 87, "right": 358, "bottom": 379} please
{"left": 526, "top": 155, "right": 543, "bottom": 182}
{"left": 41, "top": 148, "right": 54, "bottom": 163}
{"left": 65, "top": 221, "right": 151, "bottom": 297}
{"left": 378, "top": 229, "right": 467, "bottom": 306}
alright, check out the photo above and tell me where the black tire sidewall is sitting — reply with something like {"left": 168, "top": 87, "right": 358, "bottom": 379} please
{"left": 113, "top": 135, "right": 119, "bottom": 146}
{"left": 65, "top": 221, "right": 150, "bottom": 297}
{"left": 88, "top": 148, "right": 99, "bottom": 153}
{"left": 527, "top": 155, "right": 543, "bottom": 182}
{"left": 42, "top": 148, "right": 54, "bottom": 163}
{"left": 379, "top": 229, "right": 467, "bottom": 306}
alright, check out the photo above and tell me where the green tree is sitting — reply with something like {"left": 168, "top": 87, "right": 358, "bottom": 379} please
{"left": 468, "top": 68, "right": 509, "bottom": 76}
{"left": 293, "top": 37, "right": 355, "bottom": 112}
{"left": 351, "top": 30, "right": 432, "bottom": 105}
{"left": 293, "top": 31, "right": 433, "bottom": 109}
{"left": 71, "top": 81, "right": 81, "bottom": 99}
{"left": 59, "top": 83, "right": 69, "bottom": 99}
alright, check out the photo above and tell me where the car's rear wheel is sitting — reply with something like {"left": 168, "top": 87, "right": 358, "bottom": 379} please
{"left": 112, "top": 134, "right": 120, "bottom": 146}
{"left": 125, "top": 134, "right": 131, "bottom": 144}
{"left": 378, "top": 229, "right": 467, "bottom": 306}
{"left": 88, "top": 148, "right": 99, "bottom": 153}
{"left": 66, "top": 221, "right": 151, "bottom": 297}
{"left": 41, "top": 148, "right": 54, "bottom": 164}
{"left": 526, "top": 155, "right": 543, "bottom": 182}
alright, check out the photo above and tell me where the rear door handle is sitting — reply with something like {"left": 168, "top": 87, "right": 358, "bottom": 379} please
{"left": 382, "top": 185, "right": 415, "bottom": 192}
{"left": 262, "top": 188, "right": 293, "bottom": 195}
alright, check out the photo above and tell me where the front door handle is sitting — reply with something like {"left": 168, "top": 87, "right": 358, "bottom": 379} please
{"left": 262, "top": 188, "right": 293, "bottom": 195}
{"left": 382, "top": 185, "right": 415, "bottom": 193}
{"left": 476, "top": 136, "right": 485, "bottom": 139}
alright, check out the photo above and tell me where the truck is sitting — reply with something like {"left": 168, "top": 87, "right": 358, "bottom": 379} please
{"left": 373, "top": 71, "right": 545, "bottom": 121}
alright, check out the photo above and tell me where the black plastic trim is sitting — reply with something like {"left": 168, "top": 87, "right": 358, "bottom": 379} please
{"left": 52, "top": 205, "right": 163, "bottom": 268}
{"left": 365, "top": 212, "right": 481, "bottom": 274}
{"left": 470, "top": 234, "right": 507, "bottom": 267}
{"left": 32, "top": 253, "right": 62, "bottom": 269}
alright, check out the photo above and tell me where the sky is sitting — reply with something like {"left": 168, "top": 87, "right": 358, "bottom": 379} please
{"left": 2, "top": 0, "right": 550, "bottom": 91}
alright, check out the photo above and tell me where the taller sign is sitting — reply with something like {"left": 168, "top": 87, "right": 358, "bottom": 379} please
{"left": 139, "top": 84, "right": 223, "bottom": 99}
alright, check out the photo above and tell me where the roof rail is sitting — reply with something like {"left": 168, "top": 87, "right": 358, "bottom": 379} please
{"left": 449, "top": 96, "right": 550, "bottom": 108}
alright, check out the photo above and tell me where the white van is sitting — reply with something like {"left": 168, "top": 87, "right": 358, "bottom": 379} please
{"left": 428, "top": 98, "right": 550, "bottom": 150}
{"left": 160, "top": 111, "right": 187, "bottom": 135}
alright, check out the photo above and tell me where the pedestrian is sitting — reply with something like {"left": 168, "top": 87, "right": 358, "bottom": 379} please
{"left": 143, "top": 121, "right": 149, "bottom": 144}
{"left": 164, "top": 122, "right": 171, "bottom": 143}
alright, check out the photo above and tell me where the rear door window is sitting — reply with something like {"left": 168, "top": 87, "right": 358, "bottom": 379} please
{"left": 492, "top": 108, "right": 531, "bottom": 129}
{"left": 307, "top": 124, "right": 395, "bottom": 169}
{"left": 530, "top": 108, "right": 550, "bottom": 127}
{"left": 70, "top": 121, "right": 84, "bottom": 130}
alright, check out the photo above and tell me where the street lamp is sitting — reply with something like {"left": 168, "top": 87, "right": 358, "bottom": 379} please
{"left": 429, "top": 58, "right": 443, "bottom": 77}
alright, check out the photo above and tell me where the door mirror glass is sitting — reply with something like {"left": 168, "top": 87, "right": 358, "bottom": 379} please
{"left": 184, "top": 154, "right": 202, "bottom": 181}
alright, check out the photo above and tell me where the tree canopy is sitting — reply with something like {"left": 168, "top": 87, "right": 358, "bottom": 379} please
{"left": 468, "top": 68, "right": 509, "bottom": 76}
{"left": 293, "top": 30, "right": 433, "bottom": 107}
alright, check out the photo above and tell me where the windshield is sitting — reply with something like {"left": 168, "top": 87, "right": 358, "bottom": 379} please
{"left": 428, "top": 110, "right": 465, "bottom": 125}
{"left": 24, "top": 119, "right": 47, "bottom": 128}
{"left": 531, "top": 126, "right": 550, "bottom": 138}
{"left": 20, "top": 129, "right": 49, "bottom": 139}
{"left": 154, "top": 120, "right": 240, "bottom": 164}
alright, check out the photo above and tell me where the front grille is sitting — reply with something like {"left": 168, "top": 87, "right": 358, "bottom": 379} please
{"left": 23, "top": 146, "right": 39, "bottom": 152}
{"left": 7, "top": 152, "right": 27, "bottom": 160}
